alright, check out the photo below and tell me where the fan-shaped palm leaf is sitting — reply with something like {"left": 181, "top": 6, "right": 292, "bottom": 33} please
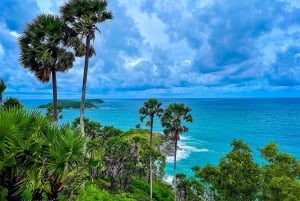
{"left": 18, "top": 14, "right": 75, "bottom": 123}
{"left": 60, "top": 0, "right": 113, "bottom": 135}
{"left": 161, "top": 103, "right": 193, "bottom": 201}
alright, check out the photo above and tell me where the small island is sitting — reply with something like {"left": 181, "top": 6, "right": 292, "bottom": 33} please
{"left": 38, "top": 99, "right": 104, "bottom": 109}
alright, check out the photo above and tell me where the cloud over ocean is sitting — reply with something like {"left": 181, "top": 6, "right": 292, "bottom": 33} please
{"left": 1, "top": 0, "right": 300, "bottom": 98}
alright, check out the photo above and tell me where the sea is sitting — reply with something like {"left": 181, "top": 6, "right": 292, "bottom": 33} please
{"left": 21, "top": 98, "right": 300, "bottom": 181}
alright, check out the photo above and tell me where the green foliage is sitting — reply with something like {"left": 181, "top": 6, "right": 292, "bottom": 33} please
{"left": 21, "top": 187, "right": 32, "bottom": 201}
{"left": 39, "top": 99, "right": 101, "bottom": 109}
{"left": 161, "top": 103, "right": 193, "bottom": 201}
{"left": 18, "top": 13, "right": 77, "bottom": 122}
{"left": 259, "top": 143, "right": 300, "bottom": 201}
{"left": 191, "top": 140, "right": 300, "bottom": 201}
{"left": 152, "top": 182, "right": 174, "bottom": 201}
{"left": 0, "top": 79, "right": 6, "bottom": 105}
{"left": 0, "top": 108, "right": 86, "bottom": 200}
{"left": 60, "top": 0, "right": 113, "bottom": 136}
{"left": 46, "top": 104, "right": 63, "bottom": 121}
{"left": 128, "top": 178, "right": 173, "bottom": 201}
{"left": 195, "top": 140, "right": 260, "bottom": 201}
{"left": 0, "top": 188, "right": 8, "bottom": 201}
{"left": 176, "top": 173, "right": 204, "bottom": 201}
{"left": 2, "top": 97, "right": 22, "bottom": 109}
{"left": 161, "top": 103, "right": 193, "bottom": 141}
{"left": 78, "top": 184, "right": 136, "bottom": 201}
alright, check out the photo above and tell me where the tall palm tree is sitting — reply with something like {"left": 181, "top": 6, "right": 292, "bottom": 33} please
{"left": 0, "top": 79, "right": 6, "bottom": 105}
{"left": 60, "top": 0, "right": 113, "bottom": 136}
{"left": 161, "top": 103, "right": 193, "bottom": 201}
{"left": 19, "top": 14, "right": 75, "bottom": 123}
{"left": 139, "top": 98, "right": 163, "bottom": 200}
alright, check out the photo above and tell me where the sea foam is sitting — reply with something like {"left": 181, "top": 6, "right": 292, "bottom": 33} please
{"left": 166, "top": 141, "right": 209, "bottom": 163}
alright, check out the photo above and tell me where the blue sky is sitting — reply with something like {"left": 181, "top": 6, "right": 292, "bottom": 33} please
{"left": 1, "top": 0, "right": 300, "bottom": 99}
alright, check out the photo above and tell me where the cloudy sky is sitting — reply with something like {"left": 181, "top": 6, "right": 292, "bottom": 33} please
{"left": 1, "top": 0, "right": 300, "bottom": 99}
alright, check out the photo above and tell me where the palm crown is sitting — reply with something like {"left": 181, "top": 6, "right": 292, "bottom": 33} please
{"left": 60, "top": 0, "right": 113, "bottom": 40}
{"left": 19, "top": 14, "right": 75, "bottom": 82}
{"left": 60, "top": 0, "right": 113, "bottom": 135}
{"left": 161, "top": 103, "right": 193, "bottom": 141}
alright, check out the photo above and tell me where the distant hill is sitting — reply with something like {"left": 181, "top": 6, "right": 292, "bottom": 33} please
{"left": 38, "top": 99, "right": 104, "bottom": 109}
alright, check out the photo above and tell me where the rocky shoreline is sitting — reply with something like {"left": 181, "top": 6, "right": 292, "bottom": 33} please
{"left": 158, "top": 135, "right": 178, "bottom": 157}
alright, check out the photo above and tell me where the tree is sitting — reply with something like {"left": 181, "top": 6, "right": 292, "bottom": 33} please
{"left": 161, "top": 103, "right": 193, "bottom": 201}
{"left": 175, "top": 173, "right": 204, "bottom": 201}
{"left": 196, "top": 140, "right": 260, "bottom": 201}
{"left": 0, "top": 79, "right": 6, "bottom": 105}
{"left": 259, "top": 143, "right": 300, "bottom": 201}
{"left": 19, "top": 14, "right": 75, "bottom": 124}
{"left": 46, "top": 104, "right": 63, "bottom": 121}
{"left": 2, "top": 97, "right": 22, "bottom": 109}
{"left": 60, "top": 0, "right": 113, "bottom": 136}
{"left": 139, "top": 98, "right": 163, "bottom": 200}
{"left": 0, "top": 107, "right": 86, "bottom": 200}
{"left": 103, "top": 137, "right": 134, "bottom": 190}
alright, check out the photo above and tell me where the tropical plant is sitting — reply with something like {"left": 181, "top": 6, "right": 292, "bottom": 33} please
{"left": 0, "top": 79, "right": 6, "bottom": 105}
{"left": 2, "top": 97, "right": 22, "bottom": 109}
{"left": 0, "top": 108, "right": 51, "bottom": 200}
{"left": 0, "top": 107, "right": 87, "bottom": 200}
{"left": 196, "top": 140, "right": 260, "bottom": 201}
{"left": 175, "top": 173, "right": 204, "bottom": 201}
{"left": 46, "top": 104, "right": 63, "bottom": 121}
{"left": 191, "top": 140, "right": 300, "bottom": 201}
{"left": 161, "top": 103, "right": 193, "bottom": 201}
{"left": 18, "top": 14, "right": 75, "bottom": 123}
{"left": 259, "top": 143, "right": 300, "bottom": 201}
{"left": 103, "top": 137, "right": 134, "bottom": 190}
{"left": 60, "top": 0, "right": 113, "bottom": 135}
{"left": 139, "top": 98, "right": 163, "bottom": 200}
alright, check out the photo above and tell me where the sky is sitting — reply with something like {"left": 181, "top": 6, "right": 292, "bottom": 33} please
{"left": 1, "top": 0, "right": 300, "bottom": 99}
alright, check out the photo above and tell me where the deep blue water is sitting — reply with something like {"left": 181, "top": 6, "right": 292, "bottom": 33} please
{"left": 21, "top": 98, "right": 300, "bottom": 179}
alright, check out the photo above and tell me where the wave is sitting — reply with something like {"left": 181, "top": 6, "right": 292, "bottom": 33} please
{"left": 163, "top": 175, "right": 174, "bottom": 185}
{"left": 98, "top": 107, "right": 118, "bottom": 110}
{"left": 166, "top": 142, "right": 210, "bottom": 163}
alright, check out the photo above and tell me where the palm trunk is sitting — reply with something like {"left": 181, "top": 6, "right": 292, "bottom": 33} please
{"left": 149, "top": 116, "right": 154, "bottom": 200}
{"left": 80, "top": 34, "right": 91, "bottom": 136}
{"left": 174, "top": 138, "right": 178, "bottom": 201}
{"left": 51, "top": 69, "right": 58, "bottom": 124}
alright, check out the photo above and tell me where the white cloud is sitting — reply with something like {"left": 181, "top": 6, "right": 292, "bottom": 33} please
{"left": 0, "top": 43, "right": 4, "bottom": 59}
{"left": 10, "top": 31, "right": 20, "bottom": 38}
{"left": 35, "top": 0, "right": 64, "bottom": 14}
{"left": 36, "top": 0, "right": 54, "bottom": 13}
{"left": 119, "top": 0, "right": 169, "bottom": 48}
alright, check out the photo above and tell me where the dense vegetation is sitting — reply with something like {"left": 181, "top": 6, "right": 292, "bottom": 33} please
{"left": 0, "top": 80, "right": 299, "bottom": 200}
{"left": 38, "top": 99, "right": 104, "bottom": 109}
{"left": 176, "top": 140, "right": 300, "bottom": 201}
{"left": 0, "top": 106, "right": 172, "bottom": 201}
{"left": 1, "top": 104, "right": 300, "bottom": 201}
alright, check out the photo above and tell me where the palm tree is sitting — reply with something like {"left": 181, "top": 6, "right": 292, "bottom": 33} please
{"left": 161, "top": 103, "right": 193, "bottom": 201}
{"left": 0, "top": 79, "right": 6, "bottom": 105}
{"left": 18, "top": 14, "right": 75, "bottom": 123}
{"left": 139, "top": 98, "right": 163, "bottom": 200}
{"left": 60, "top": 0, "right": 113, "bottom": 136}
{"left": 0, "top": 107, "right": 86, "bottom": 200}
{"left": 46, "top": 104, "right": 63, "bottom": 121}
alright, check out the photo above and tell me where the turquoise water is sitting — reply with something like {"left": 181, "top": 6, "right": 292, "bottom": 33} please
{"left": 21, "top": 98, "right": 300, "bottom": 178}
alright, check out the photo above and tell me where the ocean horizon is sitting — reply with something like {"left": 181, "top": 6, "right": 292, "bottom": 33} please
{"left": 21, "top": 98, "right": 300, "bottom": 178}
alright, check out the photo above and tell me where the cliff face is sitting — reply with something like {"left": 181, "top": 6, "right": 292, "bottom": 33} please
{"left": 158, "top": 135, "right": 176, "bottom": 157}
